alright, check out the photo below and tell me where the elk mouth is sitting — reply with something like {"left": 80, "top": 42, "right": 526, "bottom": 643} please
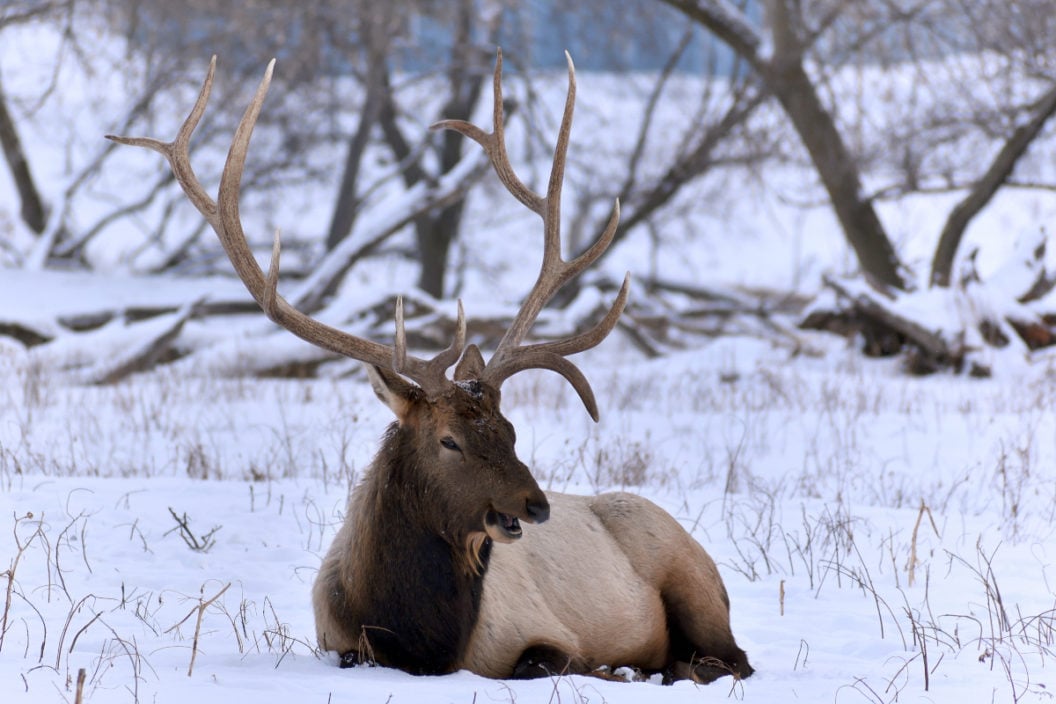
{"left": 484, "top": 510, "right": 523, "bottom": 542}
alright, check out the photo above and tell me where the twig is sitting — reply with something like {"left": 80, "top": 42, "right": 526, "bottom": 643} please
{"left": 793, "top": 639, "right": 809, "bottom": 671}
{"left": 74, "top": 667, "right": 85, "bottom": 704}
{"left": 906, "top": 499, "right": 939, "bottom": 587}
{"left": 66, "top": 615, "right": 103, "bottom": 670}
{"left": 188, "top": 582, "right": 231, "bottom": 677}
{"left": 2, "top": 512, "right": 44, "bottom": 654}
{"left": 55, "top": 594, "right": 97, "bottom": 669}
{"left": 166, "top": 508, "right": 221, "bottom": 553}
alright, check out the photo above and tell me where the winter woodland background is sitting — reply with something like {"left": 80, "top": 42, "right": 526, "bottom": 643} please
{"left": 3, "top": 1, "right": 1056, "bottom": 702}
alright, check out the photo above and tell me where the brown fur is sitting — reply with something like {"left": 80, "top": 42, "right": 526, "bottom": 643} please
{"left": 313, "top": 371, "right": 753, "bottom": 682}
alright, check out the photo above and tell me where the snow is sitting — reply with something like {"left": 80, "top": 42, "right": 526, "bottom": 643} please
{"left": 3, "top": 13, "right": 1056, "bottom": 704}
{"left": 0, "top": 269, "right": 244, "bottom": 323}
{"left": 3, "top": 337, "right": 1056, "bottom": 703}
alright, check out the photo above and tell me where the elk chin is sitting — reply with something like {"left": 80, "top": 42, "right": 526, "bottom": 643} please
{"left": 484, "top": 509, "right": 523, "bottom": 543}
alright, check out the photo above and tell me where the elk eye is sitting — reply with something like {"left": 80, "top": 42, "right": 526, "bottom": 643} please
{"left": 440, "top": 437, "right": 461, "bottom": 452}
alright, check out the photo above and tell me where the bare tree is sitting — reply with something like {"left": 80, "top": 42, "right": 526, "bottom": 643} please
{"left": 660, "top": 0, "right": 1056, "bottom": 371}
{"left": 0, "top": 1, "right": 73, "bottom": 238}
{"left": 369, "top": 0, "right": 504, "bottom": 298}
{"left": 660, "top": 0, "right": 911, "bottom": 289}
{"left": 0, "top": 69, "right": 47, "bottom": 235}
{"left": 97, "top": 0, "right": 504, "bottom": 301}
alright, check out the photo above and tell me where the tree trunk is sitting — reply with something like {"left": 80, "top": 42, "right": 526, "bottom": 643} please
{"left": 377, "top": 0, "right": 495, "bottom": 298}
{"left": 325, "top": 62, "right": 388, "bottom": 251}
{"left": 414, "top": 199, "right": 467, "bottom": 298}
{"left": 412, "top": 4, "right": 492, "bottom": 298}
{"left": 325, "top": 5, "right": 395, "bottom": 251}
{"left": 761, "top": 59, "right": 906, "bottom": 290}
{"left": 0, "top": 70, "right": 47, "bottom": 234}
{"left": 930, "top": 80, "right": 1056, "bottom": 287}
{"left": 660, "top": 0, "right": 908, "bottom": 291}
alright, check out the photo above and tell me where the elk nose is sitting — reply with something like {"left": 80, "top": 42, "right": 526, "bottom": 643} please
{"left": 525, "top": 496, "right": 550, "bottom": 524}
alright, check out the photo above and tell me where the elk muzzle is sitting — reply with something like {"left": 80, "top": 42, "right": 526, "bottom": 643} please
{"left": 485, "top": 491, "right": 550, "bottom": 543}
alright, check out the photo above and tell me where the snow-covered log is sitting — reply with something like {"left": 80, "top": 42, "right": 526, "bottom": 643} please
{"left": 28, "top": 301, "right": 197, "bottom": 384}
{"left": 801, "top": 232, "right": 1056, "bottom": 375}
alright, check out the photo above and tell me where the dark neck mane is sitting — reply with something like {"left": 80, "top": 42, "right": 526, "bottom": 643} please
{"left": 343, "top": 427, "right": 492, "bottom": 674}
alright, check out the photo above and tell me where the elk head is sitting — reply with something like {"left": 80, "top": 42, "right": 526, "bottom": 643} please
{"left": 106, "top": 51, "right": 627, "bottom": 549}
{"left": 365, "top": 350, "right": 549, "bottom": 550}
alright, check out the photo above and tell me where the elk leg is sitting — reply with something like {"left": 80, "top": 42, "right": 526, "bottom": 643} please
{"left": 510, "top": 644, "right": 584, "bottom": 679}
{"left": 588, "top": 493, "right": 754, "bottom": 681}
{"left": 661, "top": 586, "right": 755, "bottom": 682}
{"left": 662, "top": 656, "right": 739, "bottom": 685}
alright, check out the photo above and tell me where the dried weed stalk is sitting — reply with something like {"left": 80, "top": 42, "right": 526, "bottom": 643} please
{"left": 165, "top": 581, "right": 231, "bottom": 677}
{"left": 165, "top": 508, "right": 221, "bottom": 553}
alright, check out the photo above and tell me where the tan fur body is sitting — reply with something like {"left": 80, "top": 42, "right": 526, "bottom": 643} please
{"left": 463, "top": 491, "right": 736, "bottom": 677}
{"left": 315, "top": 485, "right": 748, "bottom": 680}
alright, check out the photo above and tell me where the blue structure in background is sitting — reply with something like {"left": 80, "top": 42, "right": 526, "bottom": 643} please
{"left": 141, "top": 0, "right": 759, "bottom": 76}
{"left": 408, "top": 0, "right": 750, "bottom": 74}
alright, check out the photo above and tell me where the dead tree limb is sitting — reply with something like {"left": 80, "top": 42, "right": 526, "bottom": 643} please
{"left": 931, "top": 80, "right": 1056, "bottom": 287}
{"left": 0, "top": 69, "right": 46, "bottom": 234}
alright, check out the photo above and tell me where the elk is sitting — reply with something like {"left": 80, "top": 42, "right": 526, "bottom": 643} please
{"left": 108, "top": 52, "right": 753, "bottom": 685}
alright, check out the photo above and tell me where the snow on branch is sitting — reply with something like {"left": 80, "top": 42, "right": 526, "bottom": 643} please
{"left": 289, "top": 149, "right": 488, "bottom": 313}
{"left": 802, "top": 231, "right": 1056, "bottom": 376}
{"left": 659, "top": 0, "right": 764, "bottom": 62}
{"left": 29, "top": 301, "right": 198, "bottom": 384}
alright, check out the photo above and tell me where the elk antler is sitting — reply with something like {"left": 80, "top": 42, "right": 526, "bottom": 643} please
{"left": 106, "top": 57, "right": 465, "bottom": 397}
{"left": 432, "top": 50, "right": 629, "bottom": 421}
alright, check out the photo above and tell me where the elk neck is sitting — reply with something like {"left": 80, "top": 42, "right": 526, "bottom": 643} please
{"left": 343, "top": 422, "right": 493, "bottom": 675}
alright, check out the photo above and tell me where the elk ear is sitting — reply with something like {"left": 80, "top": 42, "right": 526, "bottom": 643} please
{"left": 454, "top": 344, "right": 486, "bottom": 381}
{"left": 365, "top": 364, "right": 416, "bottom": 420}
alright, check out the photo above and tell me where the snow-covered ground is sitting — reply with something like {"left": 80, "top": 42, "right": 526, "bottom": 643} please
{"left": 4, "top": 13, "right": 1056, "bottom": 704}
{"left": 3, "top": 336, "right": 1056, "bottom": 703}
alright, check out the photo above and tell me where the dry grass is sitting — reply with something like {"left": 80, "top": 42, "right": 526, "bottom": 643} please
{"left": 2, "top": 352, "right": 1056, "bottom": 701}
{"left": 0, "top": 500, "right": 320, "bottom": 702}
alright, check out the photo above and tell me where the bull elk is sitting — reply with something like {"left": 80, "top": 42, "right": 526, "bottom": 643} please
{"left": 108, "top": 51, "right": 753, "bottom": 684}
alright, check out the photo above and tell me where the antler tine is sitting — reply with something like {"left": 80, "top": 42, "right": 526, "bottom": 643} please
{"left": 542, "top": 51, "right": 576, "bottom": 269}
{"left": 431, "top": 49, "right": 542, "bottom": 214}
{"left": 107, "top": 56, "right": 219, "bottom": 226}
{"left": 392, "top": 297, "right": 466, "bottom": 389}
{"left": 426, "top": 299, "right": 468, "bottom": 375}
{"left": 109, "top": 57, "right": 465, "bottom": 395}
{"left": 210, "top": 60, "right": 393, "bottom": 369}
{"left": 484, "top": 272, "right": 631, "bottom": 422}
{"left": 432, "top": 49, "right": 629, "bottom": 420}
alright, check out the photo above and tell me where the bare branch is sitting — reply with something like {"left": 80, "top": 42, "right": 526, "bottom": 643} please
{"left": 930, "top": 80, "right": 1056, "bottom": 287}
